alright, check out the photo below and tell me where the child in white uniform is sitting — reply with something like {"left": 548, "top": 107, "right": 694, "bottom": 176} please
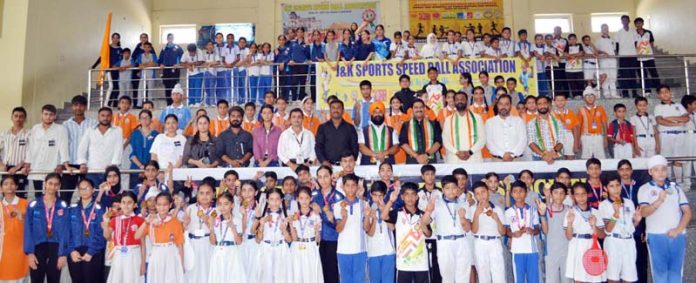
{"left": 252, "top": 187, "right": 292, "bottom": 283}
{"left": 236, "top": 181, "right": 260, "bottom": 279}
{"left": 681, "top": 95, "right": 696, "bottom": 188}
{"left": 630, "top": 97, "right": 659, "bottom": 158}
{"left": 365, "top": 182, "right": 396, "bottom": 283}
{"left": 538, "top": 183, "right": 571, "bottom": 283}
{"left": 599, "top": 175, "right": 642, "bottom": 282}
{"left": 468, "top": 181, "right": 506, "bottom": 283}
{"left": 291, "top": 187, "right": 323, "bottom": 283}
{"left": 102, "top": 191, "right": 145, "bottom": 283}
{"left": 505, "top": 180, "right": 541, "bottom": 283}
{"left": 422, "top": 175, "right": 472, "bottom": 283}
{"left": 183, "top": 183, "right": 215, "bottom": 283}
{"left": 207, "top": 192, "right": 247, "bottom": 283}
{"left": 564, "top": 183, "right": 606, "bottom": 282}
{"left": 332, "top": 174, "right": 369, "bottom": 283}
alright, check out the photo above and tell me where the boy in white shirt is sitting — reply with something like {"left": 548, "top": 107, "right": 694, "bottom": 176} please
{"left": 468, "top": 181, "right": 506, "bottom": 283}
{"left": 499, "top": 27, "right": 516, "bottom": 57}
{"left": 422, "top": 175, "right": 472, "bottom": 283}
{"left": 505, "top": 180, "right": 540, "bottom": 283}
{"left": 382, "top": 182, "right": 433, "bottom": 283}
{"left": 117, "top": 48, "right": 134, "bottom": 98}
{"left": 630, "top": 97, "right": 660, "bottom": 157}
{"left": 390, "top": 31, "right": 407, "bottom": 60}
{"left": 441, "top": 30, "right": 461, "bottom": 64}
{"left": 365, "top": 181, "right": 396, "bottom": 283}
{"left": 333, "top": 173, "right": 369, "bottom": 283}
{"left": 681, "top": 95, "right": 696, "bottom": 189}
{"left": 653, "top": 85, "right": 690, "bottom": 187}
{"left": 638, "top": 155, "right": 691, "bottom": 283}
{"left": 599, "top": 175, "right": 642, "bottom": 283}
{"left": 181, "top": 43, "right": 204, "bottom": 105}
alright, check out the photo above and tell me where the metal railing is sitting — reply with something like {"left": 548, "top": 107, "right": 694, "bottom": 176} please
{"left": 86, "top": 54, "right": 696, "bottom": 109}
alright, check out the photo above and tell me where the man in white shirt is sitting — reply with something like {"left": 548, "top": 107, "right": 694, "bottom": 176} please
{"left": 77, "top": 107, "right": 124, "bottom": 186}
{"left": 615, "top": 15, "right": 640, "bottom": 97}
{"left": 596, "top": 24, "right": 620, "bottom": 98}
{"left": 277, "top": 108, "right": 316, "bottom": 170}
{"left": 485, "top": 94, "right": 527, "bottom": 162}
{"left": 635, "top": 17, "right": 660, "bottom": 94}
{"left": 442, "top": 92, "right": 486, "bottom": 163}
{"left": 25, "top": 104, "right": 69, "bottom": 198}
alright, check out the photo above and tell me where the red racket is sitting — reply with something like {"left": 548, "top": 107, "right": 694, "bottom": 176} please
{"left": 582, "top": 233, "right": 608, "bottom": 276}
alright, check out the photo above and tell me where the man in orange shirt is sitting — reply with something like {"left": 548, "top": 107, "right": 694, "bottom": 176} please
{"left": 210, "top": 100, "right": 230, "bottom": 137}
{"left": 553, "top": 93, "right": 581, "bottom": 159}
{"left": 577, "top": 86, "right": 608, "bottom": 158}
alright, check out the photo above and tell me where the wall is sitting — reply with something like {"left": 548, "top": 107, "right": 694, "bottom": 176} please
{"left": 0, "top": 0, "right": 29, "bottom": 129}
{"left": 636, "top": 0, "right": 696, "bottom": 54}
{"left": 19, "top": 0, "right": 152, "bottom": 125}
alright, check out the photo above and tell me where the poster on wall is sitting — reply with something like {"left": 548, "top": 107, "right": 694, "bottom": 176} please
{"left": 197, "top": 23, "right": 255, "bottom": 48}
{"left": 409, "top": 0, "right": 504, "bottom": 39}
{"left": 281, "top": 2, "right": 380, "bottom": 37}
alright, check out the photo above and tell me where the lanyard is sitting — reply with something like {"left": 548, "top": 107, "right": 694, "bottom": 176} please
{"left": 590, "top": 183, "right": 603, "bottom": 203}
{"left": 322, "top": 190, "right": 336, "bottom": 209}
{"left": 515, "top": 205, "right": 527, "bottom": 230}
{"left": 218, "top": 216, "right": 231, "bottom": 242}
{"left": 622, "top": 181, "right": 635, "bottom": 200}
{"left": 117, "top": 215, "right": 132, "bottom": 246}
{"left": 637, "top": 115, "right": 651, "bottom": 134}
{"left": 298, "top": 209, "right": 312, "bottom": 237}
{"left": 196, "top": 204, "right": 213, "bottom": 229}
{"left": 81, "top": 202, "right": 97, "bottom": 235}
{"left": 575, "top": 206, "right": 591, "bottom": 223}
{"left": 443, "top": 196, "right": 457, "bottom": 227}
{"left": 45, "top": 201, "right": 56, "bottom": 233}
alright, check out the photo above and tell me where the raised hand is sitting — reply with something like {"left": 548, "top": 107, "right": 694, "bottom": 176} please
{"left": 425, "top": 197, "right": 436, "bottom": 213}
{"left": 566, "top": 209, "right": 575, "bottom": 223}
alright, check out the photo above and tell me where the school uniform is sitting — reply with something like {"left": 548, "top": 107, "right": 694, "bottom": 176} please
{"left": 564, "top": 44, "right": 585, "bottom": 97}
{"left": 208, "top": 215, "right": 247, "bottom": 283}
{"left": 441, "top": 42, "right": 461, "bottom": 60}
{"left": 312, "top": 188, "right": 345, "bottom": 283}
{"left": 67, "top": 200, "right": 106, "bottom": 283}
{"left": 159, "top": 43, "right": 184, "bottom": 104}
{"left": 26, "top": 123, "right": 69, "bottom": 192}
{"left": 333, "top": 198, "right": 368, "bottom": 283}
{"left": 144, "top": 215, "right": 184, "bottom": 283}
{"left": 366, "top": 202, "right": 396, "bottom": 283}
{"left": 596, "top": 35, "right": 619, "bottom": 98}
{"left": 467, "top": 202, "right": 505, "bottom": 283}
{"left": 563, "top": 206, "right": 606, "bottom": 282}
{"left": 235, "top": 47, "right": 250, "bottom": 103}
{"left": 215, "top": 44, "right": 236, "bottom": 103}
{"left": 578, "top": 105, "right": 608, "bottom": 159}
{"left": 607, "top": 119, "right": 634, "bottom": 159}
{"left": 638, "top": 180, "right": 689, "bottom": 283}
{"left": 654, "top": 102, "right": 688, "bottom": 158}
{"left": 117, "top": 57, "right": 134, "bottom": 98}
{"left": 288, "top": 39, "right": 310, "bottom": 101}
{"left": 253, "top": 210, "right": 292, "bottom": 283}
{"left": 290, "top": 211, "right": 323, "bottom": 283}
{"left": 552, "top": 37, "right": 569, "bottom": 96}
{"left": 390, "top": 41, "right": 407, "bottom": 60}
{"left": 460, "top": 41, "right": 481, "bottom": 58}
{"left": 553, "top": 108, "right": 580, "bottom": 157}
{"left": 275, "top": 45, "right": 292, "bottom": 101}
{"left": 23, "top": 197, "right": 70, "bottom": 283}
{"left": 384, "top": 207, "right": 431, "bottom": 283}
{"left": 184, "top": 204, "right": 215, "bottom": 283}
{"left": 541, "top": 205, "right": 571, "bottom": 283}
{"left": 504, "top": 204, "right": 541, "bottom": 283}
{"left": 599, "top": 197, "right": 638, "bottom": 282}
{"left": 636, "top": 29, "right": 660, "bottom": 91}
{"left": 233, "top": 202, "right": 259, "bottom": 280}
{"left": 181, "top": 50, "right": 204, "bottom": 104}
{"left": 684, "top": 112, "right": 696, "bottom": 188}
{"left": 134, "top": 52, "right": 158, "bottom": 106}
{"left": 0, "top": 196, "right": 29, "bottom": 282}
{"left": 258, "top": 52, "right": 275, "bottom": 103}
{"left": 630, "top": 114, "right": 658, "bottom": 157}
{"left": 106, "top": 214, "right": 144, "bottom": 283}
{"left": 416, "top": 187, "right": 443, "bottom": 282}
{"left": 531, "top": 44, "right": 550, "bottom": 96}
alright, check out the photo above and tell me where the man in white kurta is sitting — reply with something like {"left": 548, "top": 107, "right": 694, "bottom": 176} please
{"left": 442, "top": 92, "right": 486, "bottom": 163}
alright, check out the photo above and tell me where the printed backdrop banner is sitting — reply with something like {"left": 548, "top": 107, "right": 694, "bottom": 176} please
{"left": 315, "top": 57, "right": 537, "bottom": 111}
{"left": 282, "top": 2, "right": 380, "bottom": 35}
{"left": 409, "top": 0, "right": 504, "bottom": 39}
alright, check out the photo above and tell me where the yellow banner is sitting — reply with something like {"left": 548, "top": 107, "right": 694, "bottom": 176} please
{"left": 408, "top": 0, "right": 504, "bottom": 39}
{"left": 315, "top": 58, "right": 537, "bottom": 110}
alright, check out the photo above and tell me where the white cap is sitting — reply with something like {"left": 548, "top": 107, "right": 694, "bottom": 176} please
{"left": 648, "top": 155, "right": 668, "bottom": 169}
{"left": 172, "top": 84, "right": 184, "bottom": 95}
{"left": 582, "top": 86, "right": 597, "bottom": 97}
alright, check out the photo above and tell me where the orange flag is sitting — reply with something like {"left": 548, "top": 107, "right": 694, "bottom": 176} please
{"left": 97, "top": 12, "right": 113, "bottom": 85}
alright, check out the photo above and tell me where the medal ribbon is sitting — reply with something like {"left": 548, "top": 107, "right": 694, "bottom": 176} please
{"left": 45, "top": 202, "right": 55, "bottom": 234}
{"left": 81, "top": 202, "right": 97, "bottom": 235}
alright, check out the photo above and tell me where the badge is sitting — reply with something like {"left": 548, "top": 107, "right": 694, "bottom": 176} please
{"left": 591, "top": 122, "right": 598, "bottom": 129}
{"left": 57, "top": 209, "right": 64, "bottom": 216}
{"left": 84, "top": 229, "right": 90, "bottom": 237}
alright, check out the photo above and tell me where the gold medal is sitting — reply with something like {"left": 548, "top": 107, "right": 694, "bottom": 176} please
{"left": 47, "top": 229, "right": 53, "bottom": 238}
{"left": 9, "top": 211, "right": 17, "bottom": 218}
{"left": 485, "top": 209, "right": 493, "bottom": 217}
{"left": 197, "top": 210, "right": 204, "bottom": 218}
{"left": 340, "top": 202, "right": 347, "bottom": 208}
{"left": 84, "top": 229, "right": 90, "bottom": 237}
{"left": 105, "top": 210, "right": 112, "bottom": 218}
{"left": 211, "top": 211, "right": 218, "bottom": 218}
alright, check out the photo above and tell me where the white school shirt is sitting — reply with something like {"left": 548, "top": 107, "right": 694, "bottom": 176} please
{"left": 181, "top": 50, "right": 203, "bottom": 76}
{"left": 483, "top": 47, "right": 503, "bottom": 57}
{"left": 429, "top": 196, "right": 468, "bottom": 236}
{"left": 118, "top": 58, "right": 133, "bottom": 81}
{"left": 596, "top": 36, "right": 617, "bottom": 56}
{"left": 530, "top": 44, "right": 548, "bottom": 73}
{"left": 0, "top": 128, "right": 30, "bottom": 167}
{"left": 441, "top": 42, "right": 461, "bottom": 59}
{"left": 76, "top": 125, "right": 123, "bottom": 170}
{"left": 405, "top": 45, "right": 418, "bottom": 59}
{"left": 654, "top": 102, "right": 688, "bottom": 132}
{"left": 367, "top": 203, "right": 395, "bottom": 257}
{"left": 485, "top": 115, "right": 528, "bottom": 157}
{"left": 460, "top": 41, "right": 481, "bottom": 58}
{"left": 630, "top": 114, "right": 657, "bottom": 137}
{"left": 582, "top": 44, "right": 597, "bottom": 67}
{"left": 26, "top": 123, "right": 69, "bottom": 180}
{"left": 220, "top": 44, "right": 240, "bottom": 65}
{"left": 237, "top": 47, "right": 249, "bottom": 71}
{"left": 203, "top": 51, "right": 220, "bottom": 75}
{"left": 417, "top": 188, "right": 443, "bottom": 211}
{"left": 636, "top": 30, "right": 655, "bottom": 61}
{"left": 277, "top": 127, "right": 316, "bottom": 165}
{"left": 212, "top": 217, "right": 243, "bottom": 243}
{"left": 333, "top": 199, "right": 368, "bottom": 254}
{"left": 259, "top": 53, "right": 274, "bottom": 76}
{"left": 233, "top": 204, "right": 258, "bottom": 237}
{"left": 467, "top": 202, "right": 504, "bottom": 237}
{"left": 599, "top": 198, "right": 636, "bottom": 236}
{"left": 504, "top": 205, "right": 540, "bottom": 254}
{"left": 185, "top": 204, "right": 215, "bottom": 236}
{"left": 688, "top": 112, "right": 696, "bottom": 133}
{"left": 149, "top": 133, "right": 187, "bottom": 168}
{"left": 499, "top": 39, "right": 515, "bottom": 57}
{"left": 637, "top": 181, "right": 689, "bottom": 234}
{"left": 562, "top": 206, "right": 605, "bottom": 236}
{"left": 565, "top": 44, "right": 584, "bottom": 72}
{"left": 615, "top": 27, "right": 639, "bottom": 56}
{"left": 247, "top": 53, "right": 261, "bottom": 76}
{"left": 292, "top": 212, "right": 321, "bottom": 239}
{"left": 515, "top": 40, "right": 533, "bottom": 60}
{"left": 260, "top": 211, "right": 287, "bottom": 242}
{"left": 389, "top": 41, "right": 407, "bottom": 59}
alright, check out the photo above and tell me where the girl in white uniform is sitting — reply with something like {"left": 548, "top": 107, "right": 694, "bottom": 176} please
{"left": 290, "top": 187, "right": 324, "bottom": 283}
{"left": 207, "top": 191, "right": 247, "bottom": 283}
{"left": 252, "top": 187, "right": 292, "bottom": 283}
{"left": 236, "top": 180, "right": 260, "bottom": 278}
{"left": 564, "top": 183, "right": 606, "bottom": 282}
{"left": 102, "top": 191, "right": 146, "bottom": 283}
{"left": 599, "top": 176, "right": 642, "bottom": 283}
{"left": 183, "top": 183, "right": 216, "bottom": 282}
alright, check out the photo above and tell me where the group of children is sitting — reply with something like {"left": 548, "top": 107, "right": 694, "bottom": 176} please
{"left": 0, "top": 150, "right": 690, "bottom": 283}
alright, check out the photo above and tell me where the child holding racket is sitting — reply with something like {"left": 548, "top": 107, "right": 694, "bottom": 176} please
{"left": 564, "top": 183, "right": 606, "bottom": 282}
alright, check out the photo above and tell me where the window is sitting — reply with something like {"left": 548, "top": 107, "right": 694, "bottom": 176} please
{"left": 215, "top": 23, "right": 256, "bottom": 43}
{"left": 591, "top": 13, "right": 626, "bottom": 33}
{"left": 534, "top": 14, "right": 573, "bottom": 34}
{"left": 159, "top": 25, "right": 197, "bottom": 44}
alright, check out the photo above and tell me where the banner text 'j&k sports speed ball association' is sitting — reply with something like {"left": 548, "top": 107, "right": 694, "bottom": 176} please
{"left": 315, "top": 58, "right": 537, "bottom": 111}
{"left": 409, "top": 0, "right": 504, "bottom": 39}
